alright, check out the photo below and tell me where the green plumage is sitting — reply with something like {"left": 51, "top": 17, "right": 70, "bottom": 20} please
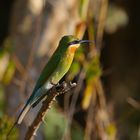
{"left": 17, "top": 35, "right": 79, "bottom": 124}
{"left": 7, "top": 36, "right": 93, "bottom": 137}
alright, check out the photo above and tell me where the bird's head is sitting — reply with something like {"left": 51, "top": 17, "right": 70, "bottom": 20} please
{"left": 59, "top": 35, "right": 94, "bottom": 53}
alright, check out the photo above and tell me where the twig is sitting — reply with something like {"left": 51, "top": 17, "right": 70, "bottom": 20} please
{"left": 96, "top": 0, "right": 108, "bottom": 49}
{"left": 25, "top": 81, "right": 76, "bottom": 140}
{"left": 62, "top": 70, "right": 85, "bottom": 140}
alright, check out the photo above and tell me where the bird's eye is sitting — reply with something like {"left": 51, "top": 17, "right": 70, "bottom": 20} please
{"left": 69, "top": 40, "right": 80, "bottom": 46}
{"left": 73, "top": 40, "right": 79, "bottom": 44}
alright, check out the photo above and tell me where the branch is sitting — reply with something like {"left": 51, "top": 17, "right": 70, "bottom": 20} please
{"left": 24, "top": 81, "right": 76, "bottom": 140}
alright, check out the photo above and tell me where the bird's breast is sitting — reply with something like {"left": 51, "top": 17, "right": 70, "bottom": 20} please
{"left": 68, "top": 44, "right": 80, "bottom": 53}
{"left": 49, "top": 49, "right": 75, "bottom": 84}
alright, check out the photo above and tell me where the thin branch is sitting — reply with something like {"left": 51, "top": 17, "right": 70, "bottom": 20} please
{"left": 96, "top": 0, "right": 108, "bottom": 49}
{"left": 25, "top": 81, "right": 76, "bottom": 140}
{"left": 62, "top": 70, "right": 85, "bottom": 140}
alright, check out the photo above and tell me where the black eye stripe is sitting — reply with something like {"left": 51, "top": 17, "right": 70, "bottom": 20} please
{"left": 68, "top": 40, "right": 80, "bottom": 45}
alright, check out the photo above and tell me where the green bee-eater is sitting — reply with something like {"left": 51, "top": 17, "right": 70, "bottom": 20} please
{"left": 15, "top": 35, "right": 93, "bottom": 125}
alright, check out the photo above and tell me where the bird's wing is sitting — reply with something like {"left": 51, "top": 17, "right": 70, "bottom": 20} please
{"left": 28, "top": 51, "right": 62, "bottom": 105}
{"left": 34, "top": 54, "right": 61, "bottom": 93}
{"left": 16, "top": 51, "right": 62, "bottom": 124}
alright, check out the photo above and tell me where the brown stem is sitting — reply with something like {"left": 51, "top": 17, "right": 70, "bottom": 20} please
{"left": 25, "top": 82, "right": 76, "bottom": 140}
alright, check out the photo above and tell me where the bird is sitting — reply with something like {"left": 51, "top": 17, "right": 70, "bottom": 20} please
{"left": 7, "top": 35, "right": 93, "bottom": 136}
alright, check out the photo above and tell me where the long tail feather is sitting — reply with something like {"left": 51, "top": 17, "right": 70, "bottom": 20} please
{"left": 32, "top": 93, "right": 47, "bottom": 108}
{"left": 7, "top": 104, "right": 31, "bottom": 137}
{"left": 17, "top": 104, "right": 31, "bottom": 124}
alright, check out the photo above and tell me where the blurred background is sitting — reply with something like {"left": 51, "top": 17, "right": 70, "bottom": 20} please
{"left": 0, "top": 0, "right": 140, "bottom": 140}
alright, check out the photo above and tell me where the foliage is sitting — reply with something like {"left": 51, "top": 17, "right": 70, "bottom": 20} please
{"left": 0, "top": 115, "right": 18, "bottom": 140}
{"left": 43, "top": 106, "right": 84, "bottom": 140}
{"left": 0, "top": 38, "right": 15, "bottom": 85}
{"left": 0, "top": 0, "right": 139, "bottom": 140}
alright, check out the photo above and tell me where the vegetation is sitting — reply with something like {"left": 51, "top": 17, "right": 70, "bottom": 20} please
{"left": 0, "top": 0, "right": 139, "bottom": 140}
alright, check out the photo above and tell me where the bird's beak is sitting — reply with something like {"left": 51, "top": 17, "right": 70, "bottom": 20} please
{"left": 68, "top": 40, "right": 94, "bottom": 52}
{"left": 79, "top": 40, "right": 94, "bottom": 44}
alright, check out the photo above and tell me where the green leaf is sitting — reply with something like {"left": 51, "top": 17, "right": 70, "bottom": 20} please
{"left": 2, "top": 60, "right": 15, "bottom": 85}
{"left": 0, "top": 115, "right": 19, "bottom": 140}
{"left": 85, "top": 56, "right": 102, "bottom": 82}
{"left": 43, "top": 106, "right": 67, "bottom": 140}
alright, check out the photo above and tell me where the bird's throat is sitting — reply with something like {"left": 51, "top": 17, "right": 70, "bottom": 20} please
{"left": 68, "top": 44, "right": 80, "bottom": 53}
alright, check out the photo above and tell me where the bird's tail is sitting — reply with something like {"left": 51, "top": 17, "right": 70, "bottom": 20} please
{"left": 17, "top": 103, "right": 31, "bottom": 124}
{"left": 7, "top": 103, "right": 31, "bottom": 137}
